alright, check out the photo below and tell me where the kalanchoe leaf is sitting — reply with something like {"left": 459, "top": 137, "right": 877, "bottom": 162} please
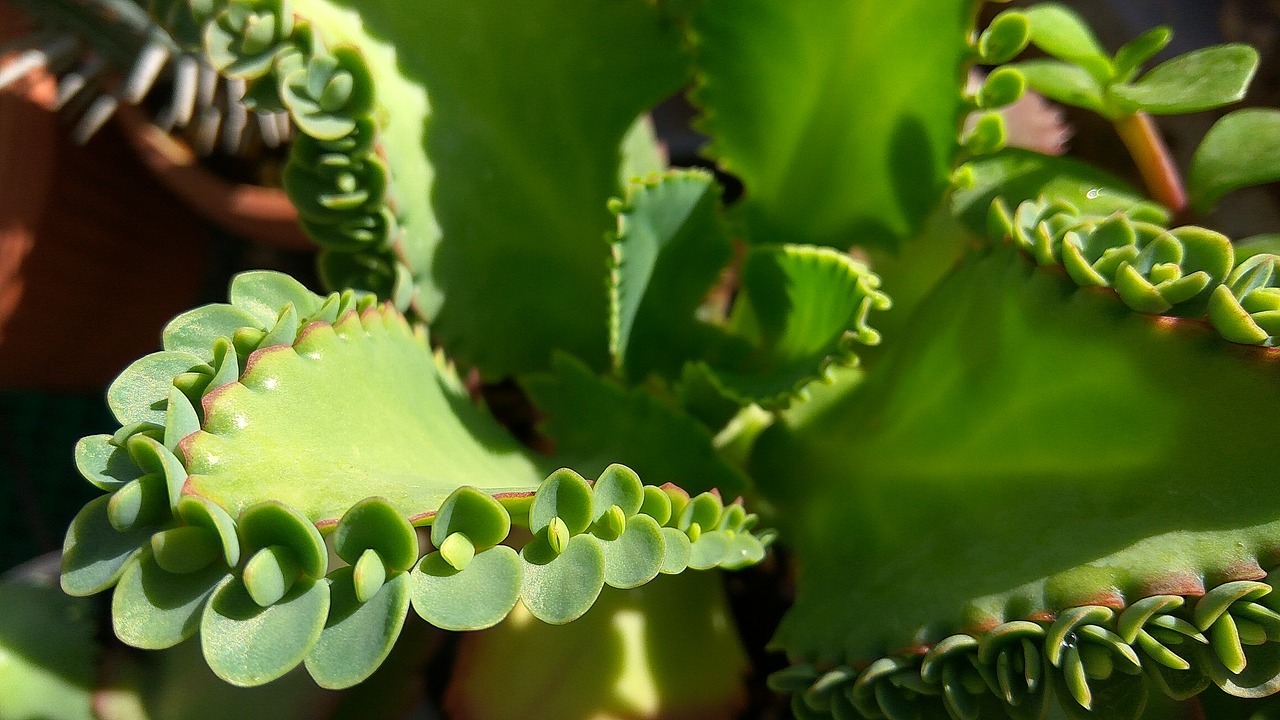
{"left": 62, "top": 496, "right": 149, "bottom": 596}
{"left": 333, "top": 497, "right": 418, "bottom": 573}
{"left": 977, "top": 67, "right": 1026, "bottom": 111}
{"left": 978, "top": 10, "right": 1032, "bottom": 65}
{"left": 305, "top": 567, "right": 411, "bottom": 689}
{"left": 954, "top": 149, "right": 1168, "bottom": 238}
{"left": 689, "top": 0, "right": 972, "bottom": 250}
{"left": 279, "top": 46, "right": 375, "bottom": 141}
{"left": 75, "top": 434, "right": 142, "bottom": 491}
{"left": 229, "top": 270, "right": 320, "bottom": 328}
{"left": 1188, "top": 109, "right": 1280, "bottom": 213}
{"left": 202, "top": 575, "right": 330, "bottom": 687}
{"left": 596, "top": 513, "right": 664, "bottom": 589}
{"left": 609, "top": 169, "right": 733, "bottom": 383}
{"left": 701, "top": 244, "right": 891, "bottom": 409}
{"left": 1023, "top": 3, "right": 1114, "bottom": 82}
{"left": 108, "top": 351, "right": 207, "bottom": 427}
{"left": 112, "top": 551, "right": 228, "bottom": 649}
{"left": 203, "top": 0, "right": 293, "bottom": 79}
{"left": 410, "top": 547, "right": 522, "bottom": 631}
{"left": 1109, "top": 44, "right": 1259, "bottom": 115}
{"left": 520, "top": 533, "right": 606, "bottom": 624}
{"left": 529, "top": 469, "right": 594, "bottom": 537}
{"left": 430, "top": 486, "right": 511, "bottom": 553}
{"left": 964, "top": 112, "right": 1008, "bottom": 155}
{"left": 1209, "top": 254, "right": 1280, "bottom": 345}
{"left": 239, "top": 502, "right": 327, "bottom": 581}
{"left": 163, "top": 304, "right": 265, "bottom": 359}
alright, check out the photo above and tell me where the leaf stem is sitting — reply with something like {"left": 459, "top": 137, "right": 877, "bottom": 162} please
{"left": 1113, "top": 112, "right": 1187, "bottom": 217}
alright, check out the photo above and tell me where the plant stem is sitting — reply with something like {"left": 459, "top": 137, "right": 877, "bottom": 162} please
{"left": 1113, "top": 112, "right": 1187, "bottom": 218}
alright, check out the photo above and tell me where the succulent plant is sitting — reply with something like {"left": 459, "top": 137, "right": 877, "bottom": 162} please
{"left": 5, "top": 0, "right": 1280, "bottom": 718}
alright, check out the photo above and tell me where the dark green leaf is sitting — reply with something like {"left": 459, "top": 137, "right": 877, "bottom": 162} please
{"left": 610, "top": 170, "right": 732, "bottom": 382}
{"left": 1189, "top": 109, "right": 1280, "bottom": 213}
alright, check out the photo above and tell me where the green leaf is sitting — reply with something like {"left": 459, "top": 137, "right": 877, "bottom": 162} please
{"left": 229, "top": 271, "right": 321, "bottom": 329}
{"left": 75, "top": 434, "right": 142, "bottom": 491}
{"left": 1011, "top": 59, "right": 1107, "bottom": 115}
{"left": 609, "top": 169, "right": 732, "bottom": 383}
{"left": 108, "top": 352, "right": 206, "bottom": 426}
{"left": 239, "top": 502, "right": 327, "bottom": 580}
{"left": 332, "top": 497, "right": 419, "bottom": 573}
{"left": 597, "top": 514, "right": 665, "bottom": 589}
{"left": 1189, "top": 109, "right": 1280, "bottom": 213}
{"left": 290, "top": 0, "right": 689, "bottom": 376}
{"left": 112, "top": 551, "right": 228, "bottom": 649}
{"left": 1022, "top": 3, "right": 1113, "bottom": 82}
{"left": 430, "top": 486, "right": 512, "bottom": 552}
{"left": 978, "top": 10, "right": 1031, "bottom": 65}
{"left": 703, "top": 245, "right": 891, "bottom": 409}
{"left": 952, "top": 149, "right": 1168, "bottom": 237}
{"left": 202, "top": 575, "right": 330, "bottom": 686}
{"left": 183, "top": 306, "right": 544, "bottom": 523}
{"left": 163, "top": 305, "right": 266, "bottom": 359}
{"left": 305, "top": 568, "right": 411, "bottom": 689}
{"left": 520, "top": 534, "right": 607, "bottom": 624}
{"left": 1113, "top": 26, "right": 1173, "bottom": 80}
{"left": 1109, "top": 45, "right": 1259, "bottom": 115}
{"left": 523, "top": 354, "right": 748, "bottom": 498}
{"left": 689, "top": 0, "right": 972, "bottom": 249}
{"left": 529, "top": 469, "right": 595, "bottom": 536}
{"left": 61, "top": 496, "right": 149, "bottom": 596}
{"left": 410, "top": 546, "right": 522, "bottom": 631}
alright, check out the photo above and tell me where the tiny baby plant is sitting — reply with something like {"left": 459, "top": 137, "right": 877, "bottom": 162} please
{"left": 3, "top": 0, "right": 1280, "bottom": 718}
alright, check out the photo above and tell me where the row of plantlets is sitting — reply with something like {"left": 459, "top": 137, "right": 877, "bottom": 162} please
{"left": 758, "top": 3, "right": 1280, "bottom": 719}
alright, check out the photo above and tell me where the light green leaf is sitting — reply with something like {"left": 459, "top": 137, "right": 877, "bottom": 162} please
{"left": 520, "top": 534, "right": 606, "bottom": 624}
{"left": 305, "top": 568, "right": 412, "bottom": 689}
{"left": 61, "top": 496, "right": 149, "bottom": 596}
{"left": 410, "top": 547, "right": 522, "bottom": 631}
{"left": 1023, "top": 3, "right": 1113, "bottom": 82}
{"left": 112, "top": 551, "right": 229, "bottom": 649}
{"left": 184, "top": 307, "right": 543, "bottom": 522}
{"left": 610, "top": 169, "right": 732, "bottom": 383}
{"left": 689, "top": 0, "right": 972, "bottom": 249}
{"left": 1189, "top": 109, "right": 1280, "bottom": 213}
{"left": 1011, "top": 59, "right": 1107, "bottom": 115}
{"left": 523, "top": 354, "right": 748, "bottom": 498}
{"left": 1109, "top": 44, "right": 1258, "bottom": 115}
{"left": 202, "top": 576, "right": 330, "bottom": 686}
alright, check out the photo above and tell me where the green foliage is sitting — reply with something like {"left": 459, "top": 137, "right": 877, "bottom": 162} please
{"left": 10, "top": 0, "right": 1280, "bottom": 717}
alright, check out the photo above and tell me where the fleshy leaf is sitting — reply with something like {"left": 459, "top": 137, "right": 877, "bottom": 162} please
{"left": 112, "top": 551, "right": 229, "bottom": 649}
{"left": 1109, "top": 45, "right": 1258, "bottom": 115}
{"left": 688, "top": 0, "right": 972, "bottom": 249}
{"left": 520, "top": 534, "right": 607, "bottom": 624}
{"left": 202, "top": 575, "right": 330, "bottom": 687}
{"left": 75, "top": 434, "right": 143, "bottom": 491}
{"left": 953, "top": 149, "right": 1169, "bottom": 237}
{"left": 1189, "top": 109, "right": 1280, "bottom": 213}
{"left": 702, "top": 244, "right": 891, "bottom": 409}
{"left": 61, "top": 496, "right": 149, "bottom": 596}
{"left": 1022, "top": 3, "right": 1113, "bottom": 82}
{"left": 609, "top": 169, "right": 732, "bottom": 383}
{"left": 524, "top": 354, "right": 748, "bottom": 497}
{"left": 410, "top": 547, "right": 522, "bottom": 631}
{"left": 108, "top": 352, "right": 206, "bottom": 426}
{"left": 332, "top": 497, "right": 419, "bottom": 573}
{"left": 305, "top": 567, "right": 411, "bottom": 689}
